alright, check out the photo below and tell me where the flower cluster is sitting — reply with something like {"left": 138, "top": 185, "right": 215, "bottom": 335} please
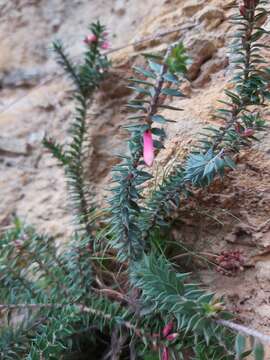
{"left": 84, "top": 30, "right": 110, "bottom": 49}
{"left": 159, "top": 322, "right": 178, "bottom": 360}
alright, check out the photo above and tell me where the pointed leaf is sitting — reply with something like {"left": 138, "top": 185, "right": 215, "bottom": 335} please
{"left": 161, "top": 88, "right": 184, "bottom": 97}
{"left": 254, "top": 342, "right": 264, "bottom": 360}
{"left": 235, "top": 334, "right": 246, "bottom": 358}
{"left": 148, "top": 60, "right": 163, "bottom": 74}
{"left": 151, "top": 115, "right": 167, "bottom": 124}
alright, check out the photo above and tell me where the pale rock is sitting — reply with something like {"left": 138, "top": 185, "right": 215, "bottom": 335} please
{"left": 222, "top": 0, "right": 235, "bottom": 10}
{"left": 197, "top": 6, "right": 225, "bottom": 30}
{"left": 185, "top": 37, "right": 217, "bottom": 80}
{"left": 256, "top": 261, "right": 270, "bottom": 288}
{"left": 255, "top": 304, "right": 270, "bottom": 319}
{"left": 27, "top": 130, "right": 45, "bottom": 147}
{"left": 113, "top": 0, "right": 126, "bottom": 16}
{"left": 181, "top": 1, "right": 204, "bottom": 17}
{"left": 0, "top": 137, "right": 30, "bottom": 156}
{"left": 193, "top": 55, "right": 229, "bottom": 87}
{"left": 0, "top": 68, "right": 45, "bottom": 88}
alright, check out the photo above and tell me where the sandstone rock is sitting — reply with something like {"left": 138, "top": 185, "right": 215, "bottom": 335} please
{"left": 256, "top": 261, "right": 270, "bottom": 289}
{"left": 255, "top": 304, "right": 270, "bottom": 319}
{"left": 0, "top": 137, "right": 30, "bottom": 156}
{"left": 197, "top": 6, "right": 225, "bottom": 30}
{"left": 27, "top": 130, "right": 46, "bottom": 147}
{"left": 98, "top": 71, "right": 132, "bottom": 101}
{"left": 0, "top": 68, "right": 45, "bottom": 88}
{"left": 185, "top": 38, "right": 217, "bottom": 81}
{"left": 193, "top": 55, "right": 229, "bottom": 87}
{"left": 182, "top": 1, "right": 204, "bottom": 17}
{"left": 222, "top": 0, "right": 237, "bottom": 10}
{"left": 113, "top": 0, "right": 126, "bottom": 16}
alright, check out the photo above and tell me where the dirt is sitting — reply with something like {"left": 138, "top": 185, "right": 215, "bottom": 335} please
{"left": 1, "top": 0, "right": 270, "bottom": 353}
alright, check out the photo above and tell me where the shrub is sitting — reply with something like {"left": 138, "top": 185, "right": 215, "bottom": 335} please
{"left": 1, "top": 2, "right": 270, "bottom": 359}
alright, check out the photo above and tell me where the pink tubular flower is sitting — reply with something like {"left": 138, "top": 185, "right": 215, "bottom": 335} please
{"left": 162, "top": 321, "right": 174, "bottom": 338}
{"left": 84, "top": 34, "right": 97, "bottom": 45}
{"left": 143, "top": 130, "right": 154, "bottom": 167}
{"left": 242, "top": 128, "right": 254, "bottom": 137}
{"left": 101, "top": 41, "right": 110, "bottom": 49}
{"left": 166, "top": 333, "right": 178, "bottom": 342}
{"left": 162, "top": 347, "right": 169, "bottom": 360}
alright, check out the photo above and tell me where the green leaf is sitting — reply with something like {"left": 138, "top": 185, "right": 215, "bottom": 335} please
{"left": 151, "top": 114, "right": 167, "bottom": 124}
{"left": 128, "top": 78, "right": 154, "bottom": 86}
{"left": 126, "top": 104, "right": 147, "bottom": 111}
{"left": 158, "top": 104, "right": 183, "bottom": 111}
{"left": 142, "top": 52, "right": 163, "bottom": 60}
{"left": 133, "top": 66, "right": 156, "bottom": 79}
{"left": 235, "top": 334, "right": 246, "bottom": 358}
{"left": 151, "top": 128, "right": 166, "bottom": 137}
{"left": 163, "top": 72, "right": 179, "bottom": 84}
{"left": 127, "top": 115, "right": 146, "bottom": 120}
{"left": 153, "top": 139, "right": 165, "bottom": 149}
{"left": 224, "top": 156, "right": 236, "bottom": 169}
{"left": 128, "top": 86, "right": 150, "bottom": 95}
{"left": 253, "top": 342, "right": 264, "bottom": 360}
{"left": 161, "top": 88, "right": 184, "bottom": 97}
{"left": 148, "top": 60, "right": 163, "bottom": 74}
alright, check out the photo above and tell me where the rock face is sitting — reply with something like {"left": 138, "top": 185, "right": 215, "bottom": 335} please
{"left": 1, "top": 0, "right": 270, "bottom": 346}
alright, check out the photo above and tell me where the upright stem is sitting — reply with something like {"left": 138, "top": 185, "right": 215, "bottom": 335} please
{"left": 212, "top": 5, "right": 256, "bottom": 151}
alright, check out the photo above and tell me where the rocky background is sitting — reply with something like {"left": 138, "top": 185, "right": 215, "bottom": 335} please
{"left": 1, "top": 0, "right": 270, "bottom": 349}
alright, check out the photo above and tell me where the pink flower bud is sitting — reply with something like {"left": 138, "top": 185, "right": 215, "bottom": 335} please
{"left": 166, "top": 333, "right": 178, "bottom": 342}
{"left": 84, "top": 34, "right": 97, "bottom": 45}
{"left": 143, "top": 130, "right": 154, "bottom": 167}
{"left": 162, "top": 321, "right": 174, "bottom": 338}
{"left": 162, "top": 347, "right": 170, "bottom": 360}
{"left": 101, "top": 41, "right": 110, "bottom": 49}
{"left": 242, "top": 128, "right": 254, "bottom": 137}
